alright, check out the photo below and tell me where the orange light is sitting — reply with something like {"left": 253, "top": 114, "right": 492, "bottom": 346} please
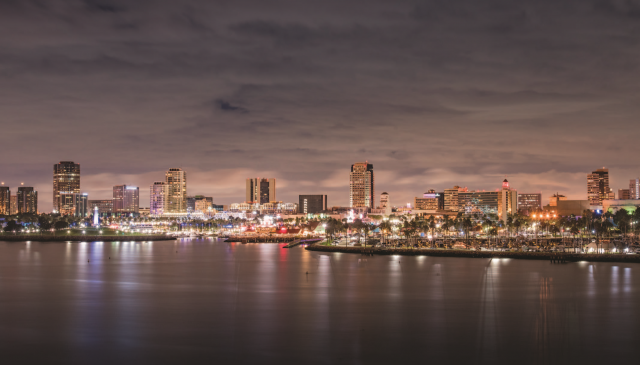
{"left": 533, "top": 214, "right": 536, "bottom": 218}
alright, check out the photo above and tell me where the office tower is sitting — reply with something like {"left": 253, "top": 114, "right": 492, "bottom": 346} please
{"left": 59, "top": 192, "right": 88, "bottom": 216}
{"left": 89, "top": 200, "right": 113, "bottom": 216}
{"left": 113, "top": 185, "right": 140, "bottom": 213}
{"left": 246, "top": 178, "right": 276, "bottom": 204}
{"left": 380, "top": 192, "right": 391, "bottom": 215}
{"left": 349, "top": 162, "right": 374, "bottom": 208}
{"left": 299, "top": 195, "right": 328, "bottom": 214}
{"left": 53, "top": 161, "right": 80, "bottom": 213}
{"left": 10, "top": 195, "right": 17, "bottom": 214}
{"left": 444, "top": 186, "right": 467, "bottom": 211}
{"left": 165, "top": 168, "right": 187, "bottom": 213}
{"left": 414, "top": 190, "right": 441, "bottom": 210}
{"left": 517, "top": 193, "right": 541, "bottom": 215}
{"left": 587, "top": 168, "right": 610, "bottom": 206}
{"left": 150, "top": 182, "right": 168, "bottom": 216}
{"left": 17, "top": 187, "right": 38, "bottom": 214}
{"left": 499, "top": 179, "right": 517, "bottom": 224}
{"left": 458, "top": 190, "right": 500, "bottom": 216}
{"left": 630, "top": 179, "right": 640, "bottom": 199}
{"left": 0, "top": 185, "right": 9, "bottom": 215}
{"left": 618, "top": 189, "right": 630, "bottom": 200}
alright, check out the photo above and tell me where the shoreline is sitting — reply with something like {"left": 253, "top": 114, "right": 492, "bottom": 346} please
{"left": 305, "top": 244, "right": 640, "bottom": 263}
{"left": 0, "top": 235, "right": 176, "bottom": 242}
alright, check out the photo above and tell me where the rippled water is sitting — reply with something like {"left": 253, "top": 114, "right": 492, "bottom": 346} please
{"left": 0, "top": 239, "right": 638, "bottom": 364}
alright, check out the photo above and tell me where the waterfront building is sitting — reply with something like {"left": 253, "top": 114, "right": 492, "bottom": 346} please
{"left": 150, "top": 182, "right": 168, "bottom": 216}
{"left": 549, "top": 194, "right": 567, "bottom": 207}
{"left": 166, "top": 168, "right": 187, "bottom": 213}
{"left": 139, "top": 207, "right": 150, "bottom": 216}
{"left": 414, "top": 190, "right": 441, "bottom": 211}
{"left": 380, "top": 192, "right": 391, "bottom": 215}
{"left": 556, "top": 200, "right": 591, "bottom": 216}
{"left": 603, "top": 199, "right": 640, "bottom": 214}
{"left": 17, "top": 187, "right": 38, "bottom": 214}
{"left": 188, "top": 196, "right": 214, "bottom": 213}
{"left": 517, "top": 193, "right": 541, "bottom": 215}
{"left": 350, "top": 162, "right": 374, "bottom": 208}
{"left": 498, "top": 179, "right": 517, "bottom": 224}
{"left": 618, "top": 189, "right": 631, "bottom": 200}
{"left": 88, "top": 200, "right": 113, "bottom": 216}
{"left": 113, "top": 185, "right": 140, "bottom": 213}
{"left": 299, "top": 195, "right": 328, "bottom": 214}
{"left": 444, "top": 186, "right": 467, "bottom": 211}
{"left": 458, "top": 190, "right": 499, "bottom": 216}
{"left": 53, "top": 161, "right": 80, "bottom": 213}
{"left": 587, "top": 168, "right": 610, "bottom": 206}
{"left": 10, "top": 195, "right": 17, "bottom": 214}
{"left": 246, "top": 178, "right": 276, "bottom": 204}
{"left": 0, "top": 185, "right": 9, "bottom": 215}
{"left": 195, "top": 199, "right": 212, "bottom": 213}
{"left": 59, "top": 193, "right": 88, "bottom": 216}
{"left": 630, "top": 179, "right": 640, "bottom": 199}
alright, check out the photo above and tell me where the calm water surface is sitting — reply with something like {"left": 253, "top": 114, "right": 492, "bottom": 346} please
{"left": 0, "top": 239, "right": 639, "bottom": 364}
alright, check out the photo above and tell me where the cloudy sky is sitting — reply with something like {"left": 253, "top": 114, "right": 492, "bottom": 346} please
{"left": 2, "top": 0, "right": 640, "bottom": 211}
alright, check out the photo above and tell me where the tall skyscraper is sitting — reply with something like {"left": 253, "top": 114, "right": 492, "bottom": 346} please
{"left": 17, "top": 187, "right": 38, "bottom": 214}
{"left": 587, "top": 168, "right": 610, "bottom": 206}
{"left": 113, "top": 185, "right": 140, "bottom": 213}
{"left": 630, "top": 178, "right": 640, "bottom": 199}
{"left": 380, "top": 192, "right": 391, "bottom": 215}
{"left": 299, "top": 195, "right": 328, "bottom": 214}
{"left": 349, "top": 162, "right": 374, "bottom": 208}
{"left": 0, "top": 185, "right": 9, "bottom": 215}
{"left": 150, "top": 182, "right": 168, "bottom": 216}
{"left": 53, "top": 161, "right": 80, "bottom": 213}
{"left": 246, "top": 178, "right": 276, "bottom": 204}
{"left": 165, "top": 168, "right": 187, "bottom": 213}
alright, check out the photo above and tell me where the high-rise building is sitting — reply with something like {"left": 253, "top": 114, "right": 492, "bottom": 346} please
{"left": 444, "top": 186, "right": 468, "bottom": 211}
{"left": 246, "top": 178, "right": 276, "bottom": 204}
{"left": 17, "top": 187, "right": 38, "bottom": 214}
{"left": 380, "top": 192, "right": 391, "bottom": 215}
{"left": 113, "top": 185, "right": 140, "bottom": 213}
{"left": 10, "top": 195, "right": 17, "bottom": 214}
{"left": 59, "top": 192, "right": 88, "bottom": 216}
{"left": 517, "top": 193, "right": 541, "bottom": 215}
{"left": 0, "top": 185, "right": 9, "bottom": 215}
{"left": 618, "top": 189, "right": 631, "bottom": 200}
{"left": 53, "top": 161, "right": 80, "bottom": 213}
{"left": 630, "top": 179, "right": 640, "bottom": 199}
{"left": 89, "top": 200, "right": 113, "bottom": 216}
{"left": 587, "top": 168, "right": 610, "bottom": 206}
{"left": 498, "top": 179, "right": 517, "bottom": 224}
{"left": 458, "top": 190, "right": 500, "bottom": 216}
{"left": 150, "top": 182, "right": 168, "bottom": 216}
{"left": 299, "top": 195, "right": 328, "bottom": 214}
{"left": 414, "top": 190, "right": 441, "bottom": 211}
{"left": 349, "top": 162, "right": 374, "bottom": 208}
{"left": 187, "top": 195, "right": 214, "bottom": 213}
{"left": 165, "top": 168, "right": 187, "bottom": 213}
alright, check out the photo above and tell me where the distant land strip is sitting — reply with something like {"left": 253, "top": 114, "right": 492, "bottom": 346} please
{"left": 0, "top": 235, "right": 176, "bottom": 242}
{"left": 305, "top": 245, "right": 640, "bottom": 263}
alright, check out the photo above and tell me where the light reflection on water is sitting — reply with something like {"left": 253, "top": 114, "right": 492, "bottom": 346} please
{"left": 0, "top": 239, "right": 639, "bottom": 365}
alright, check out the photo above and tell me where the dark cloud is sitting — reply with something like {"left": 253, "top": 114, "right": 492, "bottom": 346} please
{"left": 1, "top": 0, "right": 639, "bottom": 209}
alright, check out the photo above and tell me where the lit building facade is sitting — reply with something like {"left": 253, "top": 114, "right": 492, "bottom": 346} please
{"left": 349, "top": 162, "right": 374, "bottom": 208}
{"left": 188, "top": 196, "right": 214, "bottom": 213}
{"left": 618, "top": 189, "right": 630, "bottom": 200}
{"left": 498, "top": 179, "right": 517, "bottom": 224}
{"left": 299, "top": 195, "right": 327, "bottom": 214}
{"left": 587, "top": 168, "right": 610, "bottom": 206}
{"left": 630, "top": 178, "right": 640, "bottom": 199}
{"left": 113, "top": 185, "right": 140, "bottom": 213}
{"left": 59, "top": 193, "right": 88, "bottom": 217}
{"left": 246, "top": 178, "right": 276, "bottom": 204}
{"left": 0, "top": 186, "right": 9, "bottom": 215}
{"left": 380, "top": 192, "right": 391, "bottom": 215}
{"left": 458, "top": 190, "right": 499, "bottom": 216}
{"left": 414, "top": 190, "right": 441, "bottom": 211}
{"left": 10, "top": 195, "right": 17, "bottom": 214}
{"left": 150, "top": 182, "right": 168, "bottom": 216}
{"left": 444, "top": 186, "right": 467, "bottom": 211}
{"left": 165, "top": 168, "right": 187, "bottom": 213}
{"left": 89, "top": 200, "right": 113, "bottom": 216}
{"left": 53, "top": 161, "right": 80, "bottom": 213}
{"left": 517, "top": 193, "right": 541, "bottom": 215}
{"left": 17, "top": 187, "right": 38, "bottom": 214}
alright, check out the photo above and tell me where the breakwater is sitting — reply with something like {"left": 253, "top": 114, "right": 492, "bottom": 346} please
{"left": 0, "top": 235, "right": 176, "bottom": 242}
{"left": 305, "top": 245, "right": 640, "bottom": 263}
{"left": 224, "top": 235, "right": 307, "bottom": 243}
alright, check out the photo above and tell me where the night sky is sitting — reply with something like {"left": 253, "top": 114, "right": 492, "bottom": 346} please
{"left": 2, "top": 0, "right": 640, "bottom": 211}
